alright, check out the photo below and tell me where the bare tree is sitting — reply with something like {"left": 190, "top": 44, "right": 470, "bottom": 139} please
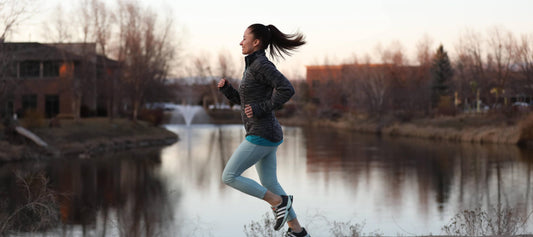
{"left": 357, "top": 58, "right": 389, "bottom": 117}
{"left": 41, "top": 5, "right": 73, "bottom": 43}
{"left": 416, "top": 34, "right": 434, "bottom": 66}
{"left": 89, "top": 0, "right": 116, "bottom": 119}
{"left": 217, "top": 50, "right": 236, "bottom": 79}
{"left": 0, "top": 0, "right": 37, "bottom": 119}
{"left": 340, "top": 55, "right": 359, "bottom": 115}
{"left": 42, "top": 1, "right": 96, "bottom": 120}
{"left": 189, "top": 53, "right": 219, "bottom": 107}
{"left": 454, "top": 29, "right": 489, "bottom": 111}
{"left": 486, "top": 26, "right": 516, "bottom": 105}
{"left": 379, "top": 41, "right": 413, "bottom": 116}
{"left": 0, "top": 0, "right": 37, "bottom": 40}
{"left": 415, "top": 35, "right": 434, "bottom": 113}
{"left": 215, "top": 50, "right": 239, "bottom": 106}
{"left": 116, "top": 0, "right": 175, "bottom": 121}
{"left": 515, "top": 34, "right": 533, "bottom": 96}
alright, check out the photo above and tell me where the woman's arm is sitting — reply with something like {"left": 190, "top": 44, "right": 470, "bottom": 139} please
{"left": 218, "top": 78, "right": 241, "bottom": 105}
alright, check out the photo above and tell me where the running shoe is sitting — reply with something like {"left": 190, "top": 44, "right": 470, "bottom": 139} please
{"left": 287, "top": 227, "right": 310, "bottom": 237}
{"left": 272, "top": 195, "right": 293, "bottom": 230}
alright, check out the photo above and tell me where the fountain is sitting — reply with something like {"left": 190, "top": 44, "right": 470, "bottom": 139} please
{"left": 170, "top": 104, "right": 210, "bottom": 125}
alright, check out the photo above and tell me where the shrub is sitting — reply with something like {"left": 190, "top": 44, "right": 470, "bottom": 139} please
{"left": 442, "top": 205, "right": 529, "bottom": 236}
{"left": 0, "top": 171, "right": 60, "bottom": 234}
{"left": 244, "top": 212, "right": 383, "bottom": 237}
{"left": 437, "top": 95, "right": 456, "bottom": 116}
{"left": 330, "top": 220, "right": 365, "bottom": 237}
{"left": 139, "top": 108, "right": 164, "bottom": 126}
{"left": 20, "top": 109, "right": 45, "bottom": 129}
{"left": 243, "top": 212, "right": 285, "bottom": 237}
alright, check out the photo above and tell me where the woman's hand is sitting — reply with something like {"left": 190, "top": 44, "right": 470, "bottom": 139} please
{"left": 217, "top": 78, "right": 227, "bottom": 88}
{"left": 245, "top": 104, "right": 253, "bottom": 118}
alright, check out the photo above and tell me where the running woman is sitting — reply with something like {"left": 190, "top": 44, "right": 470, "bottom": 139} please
{"left": 218, "top": 23, "right": 310, "bottom": 237}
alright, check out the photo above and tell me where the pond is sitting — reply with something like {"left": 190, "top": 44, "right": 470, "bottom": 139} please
{"left": 1, "top": 124, "right": 532, "bottom": 236}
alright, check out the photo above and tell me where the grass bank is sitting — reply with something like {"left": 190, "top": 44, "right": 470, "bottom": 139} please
{"left": 0, "top": 118, "right": 178, "bottom": 161}
{"left": 280, "top": 113, "right": 533, "bottom": 145}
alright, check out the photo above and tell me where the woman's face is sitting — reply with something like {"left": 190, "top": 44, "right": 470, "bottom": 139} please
{"left": 240, "top": 28, "right": 259, "bottom": 55}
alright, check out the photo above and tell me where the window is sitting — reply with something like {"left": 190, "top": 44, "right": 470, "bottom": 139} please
{"left": 19, "top": 61, "right": 40, "bottom": 78}
{"left": 45, "top": 95, "right": 59, "bottom": 118}
{"left": 43, "top": 61, "right": 60, "bottom": 77}
{"left": 22, "top": 94, "right": 37, "bottom": 111}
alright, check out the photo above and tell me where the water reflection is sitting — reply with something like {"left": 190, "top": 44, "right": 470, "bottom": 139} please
{"left": 1, "top": 125, "right": 532, "bottom": 236}
{"left": 0, "top": 148, "right": 176, "bottom": 236}
{"left": 303, "top": 128, "right": 533, "bottom": 235}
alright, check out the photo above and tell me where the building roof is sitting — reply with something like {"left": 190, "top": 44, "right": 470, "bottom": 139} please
{"left": 1, "top": 42, "right": 119, "bottom": 66}
{"left": 1, "top": 42, "right": 83, "bottom": 61}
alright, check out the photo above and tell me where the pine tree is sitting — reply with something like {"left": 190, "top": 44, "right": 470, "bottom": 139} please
{"left": 430, "top": 44, "right": 454, "bottom": 108}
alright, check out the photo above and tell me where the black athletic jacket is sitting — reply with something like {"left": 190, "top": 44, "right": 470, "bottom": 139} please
{"left": 220, "top": 50, "right": 295, "bottom": 143}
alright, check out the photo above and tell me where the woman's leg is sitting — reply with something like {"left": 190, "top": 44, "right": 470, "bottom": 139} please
{"left": 222, "top": 141, "right": 303, "bottom": 231}
{"left": 255, "top": 147, "right": 297, "bottom": 221}
{"left": 221, "top": 140, "right": 269, "bottom": 199}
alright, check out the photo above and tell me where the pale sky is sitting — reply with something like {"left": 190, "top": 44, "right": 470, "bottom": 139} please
{"left": 10, "top": 0, "right": 533, "bottom": 78}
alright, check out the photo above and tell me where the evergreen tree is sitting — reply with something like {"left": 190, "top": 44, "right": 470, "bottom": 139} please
{"left": 430, "top": 44, "right": 454, "bottom": 108}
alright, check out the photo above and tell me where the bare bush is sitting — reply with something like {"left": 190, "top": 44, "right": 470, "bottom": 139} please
{"left": 442, "top": 205, "right": 531, "bottom": 236}
{"left": 0, "top": 170, "right": 59, "bottom": 235}
{"left": 243, "top": 212, "right": 285, "bottom": 237}
{"left": 243, "top": 212, "right": 383, "bottom": 237}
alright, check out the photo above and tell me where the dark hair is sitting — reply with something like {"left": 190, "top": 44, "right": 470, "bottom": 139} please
{"left": 248, "top": 24, "right": 306, "bottom": 60}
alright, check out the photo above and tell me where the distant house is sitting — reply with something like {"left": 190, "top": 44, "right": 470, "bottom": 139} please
{"left": 306, "top": 63, "right": 418, "bottom": 86}
{"left": 306, "top": 63, "right": 428, "bottom": 114}
{"left": 306, "top": 63, "right": 533, "bottom": 114}
{"left": 305, "top": 64, "right": 392, "bottom": 107}
{"left": 0, "top": 42, "right": 119, "bottom": 119}
{"left": 306, "top": 65, "right": 345, "bottom": 85}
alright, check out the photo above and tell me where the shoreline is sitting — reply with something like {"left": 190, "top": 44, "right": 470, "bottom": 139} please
{"left": 207, "top": 109, "right": 533, "bottom": 145}
{"left": 3, "top": 112, "right": 532, "bottom": 161}
{"left": 0, "top": 118, "right": 178, "bottom": 162}
{"left": 279, "top": 113, "right": 533, "bottom": 145}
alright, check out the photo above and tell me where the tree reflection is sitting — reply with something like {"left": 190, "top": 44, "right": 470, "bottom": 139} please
{"left": 303, "top": 127, "right": 533, "bottom": 223}
{"left": 0, "top": 148, "right": 177, "bottom": 236}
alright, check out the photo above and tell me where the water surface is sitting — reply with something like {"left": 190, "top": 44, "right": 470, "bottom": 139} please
{"left": 1, "top": 124, "right": 532, "bottom": 236}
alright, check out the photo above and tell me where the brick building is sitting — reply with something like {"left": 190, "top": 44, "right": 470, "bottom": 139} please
{"left": 1, "top": 42, "right": 119, "bottom": 119}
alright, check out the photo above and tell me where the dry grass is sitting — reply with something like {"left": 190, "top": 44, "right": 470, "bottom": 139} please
{"left": 285, "top": 113, "right": 532, "bottom": 145}
{"left": 383, "top": 123, "right": 521, "bottom": 144}
{"left": 386, "top": 114, "right": 524, "bottom": 144}
{"left": 518, "top": 114, "right": 533, "bottom": 141}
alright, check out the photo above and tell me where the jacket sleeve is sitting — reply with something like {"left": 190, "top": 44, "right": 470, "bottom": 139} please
{"left": 219, "top": 82, "right": 241, "bottom": 105}
{"left": 251, "top": 61, "right": 295, "bottom": 118}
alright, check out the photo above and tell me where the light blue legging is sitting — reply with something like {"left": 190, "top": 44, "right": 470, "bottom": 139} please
{"left": 222, "top": 139, "right": 297, "bottom": 221}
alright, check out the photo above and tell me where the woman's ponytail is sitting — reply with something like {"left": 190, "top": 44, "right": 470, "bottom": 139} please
{"left": 248, "top": 24, "right": 306, "bottom": 60}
